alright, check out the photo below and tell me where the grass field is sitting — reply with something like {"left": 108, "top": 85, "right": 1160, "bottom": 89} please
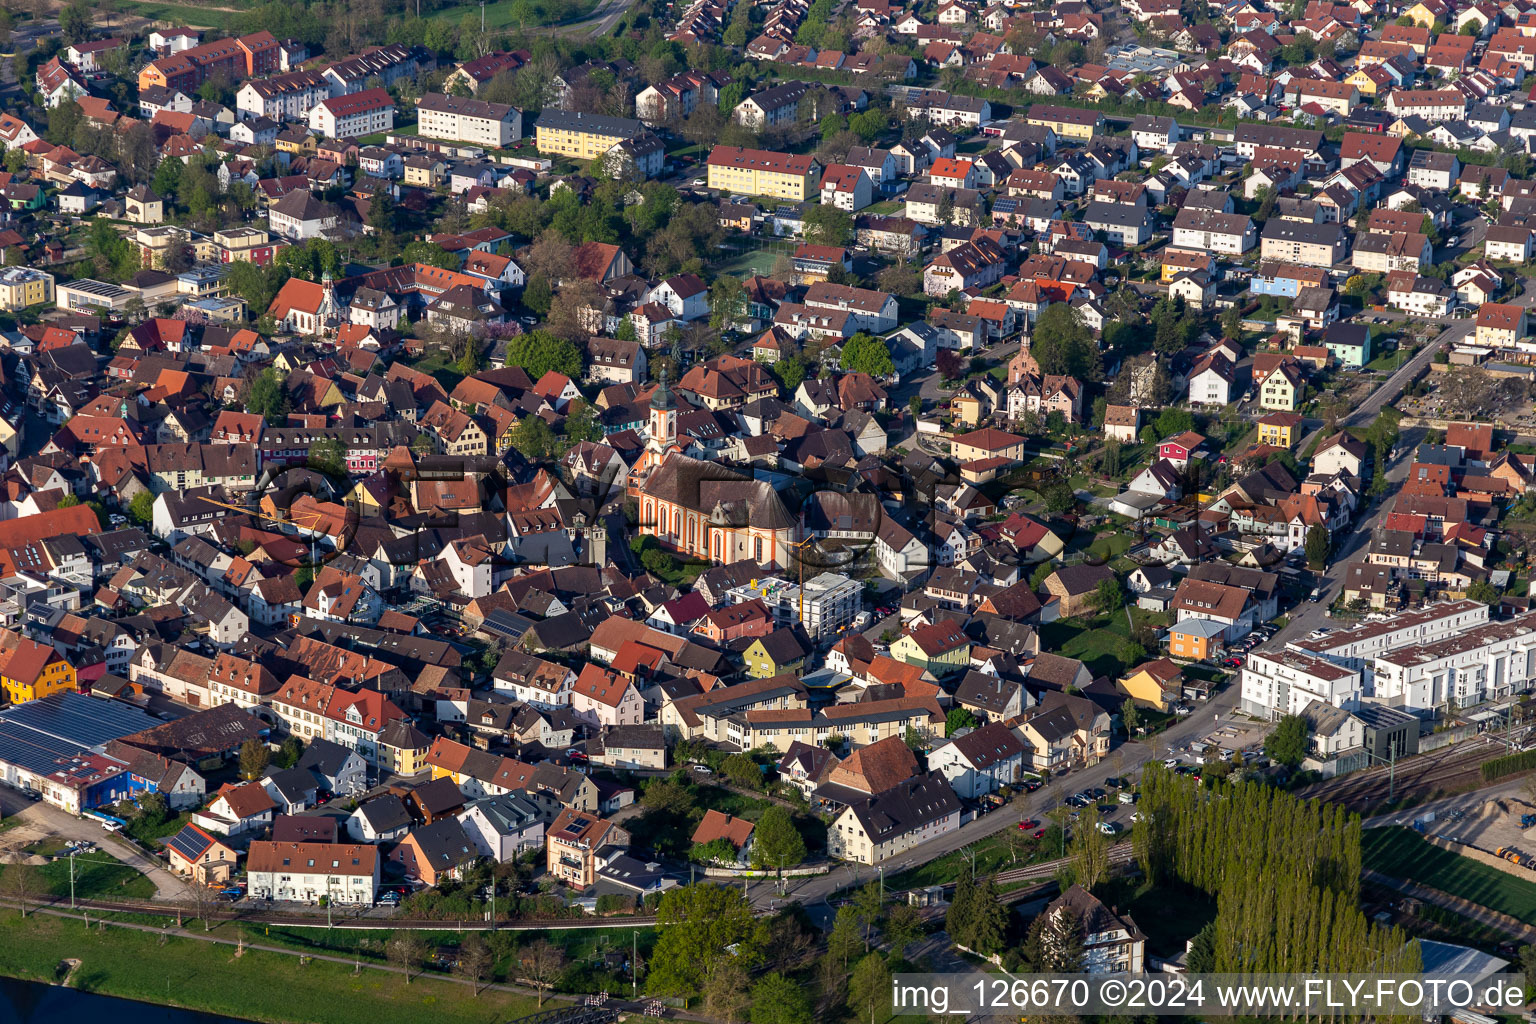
{"left": 885, "top": 825, "right": 1062, "bottom": 890}
{"left": 712, "top": 248, "right": 782, "bottom": 277}
{"left": 1037, "top": 608, "right": 1163, "bottom": 679}
{"left": 1363, "top": 827, "right": 1536, "bottom": 925}
{"left": 0, "top": 911, "right": 542, "bottom": 1024}
{"left": 0, "top": 849, "right": 155, "bottom": 901}
{"left": 118, "top": 0, "right": 241, "bottom": 30}
{"left": 421, "top": 0, "right": 602, "bottom": 29}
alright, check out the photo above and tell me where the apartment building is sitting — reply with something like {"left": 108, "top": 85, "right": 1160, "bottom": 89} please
{"left": 1171, "top": 208, "right": 1256, "bottom": 254}
{"left": 1286, "top": 599, "right": 1489, "bottom": 684}
{"left": 1476, "top": 301, "right": 1527, "bottom": 348}
{"left": 0, "top": 267, "right": 54, "bottom": 311}
{"left": 545, "top": 808, "right": 628, "bottom": 888}
{"left": 1240, "top": 649, "right": 1365, "bottom": 718}
{"left": 416, "top": 93, "right": 523, "bottom": 148}
{"left": 827, "top": 773, "right": 962, "bottom": 864}
{"left": 1024, "top": 104, "right": 1103, "bottom": 139}
{"left": 246, "top": 840, "right": 379, "bottom": 904}
{"left": 1373, "top": 612, "right": 1536, "bottom": 714}
{"left": 1260, "top": 220, "right": 1347, "bottom": 268}
{"left": 724, "top": 572, "right": 861, "bottom": 640}
{"left": 235, "top": 69, "right": 330, "bottom": 122}
{"left": 1351, "top": 231, "right": 1432, "bottom": 273}
{"left": 534, "top": 110, "right": 646, "bottom": 160}
{"left": 706, "top": 146, "right": 821, "bottom": 200}
{"left": 304, "top": 88, "right": 392, "bottom": 139}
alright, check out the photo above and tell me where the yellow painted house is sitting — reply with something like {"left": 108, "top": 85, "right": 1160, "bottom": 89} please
{"left": 1257, "top": 411, "right": 1303, "bottom": 449}
{"left": 0, "top": 267, "right": 53, "bottom": 311}
{"left": 0, "top": 634, "right": 75, "bottom": 704}
{"left": 890, "top": 621, "right": 971, "bottom": 676}
{"left": 535, "top": 110, "right": 646, "bottom": 160}
{"left": 743, "top": 630, "right": 810, "bottom": 679}
{"left": 1116, "top": 658, "right": 1183, "bottom": 712}
{"left": 1024, "top": 104, "right": 1103, "bottom": 140}
{"left": 706, "top": 146, "right": 821, "bottom": 201}
{"left": 1402, "top": 0, "right": 1444, "bottom": 27}
{"left": 379, "top": 719, "right": 431, "bottom": 776}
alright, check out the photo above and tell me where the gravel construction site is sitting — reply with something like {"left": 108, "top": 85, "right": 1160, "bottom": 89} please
{"left": 1420, "top": 797, "right": 1536, "bottom": 864}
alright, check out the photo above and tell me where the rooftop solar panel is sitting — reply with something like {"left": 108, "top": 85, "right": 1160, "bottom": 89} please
{"left": 0, "top": 691, "right": 160, "bottom": 749}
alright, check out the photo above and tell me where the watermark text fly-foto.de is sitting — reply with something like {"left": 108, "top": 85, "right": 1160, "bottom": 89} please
{"left": 890, "top": 973, "right": 1529, "bottom": 1016}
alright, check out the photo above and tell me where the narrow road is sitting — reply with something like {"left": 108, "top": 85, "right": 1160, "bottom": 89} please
{"left": 763, "top": 682, "right": 1241, "bottom": 926}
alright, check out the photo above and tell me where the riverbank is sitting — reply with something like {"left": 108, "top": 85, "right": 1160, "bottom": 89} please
{"left": 0, "top": 910, "right": 542, "bottom": 1024}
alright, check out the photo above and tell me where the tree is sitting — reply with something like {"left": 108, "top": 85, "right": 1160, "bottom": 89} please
{"left": 1031, "top": 304, "right": 1101, "bottom": 379}
{"left": 839, "top": 332, "right": 895, "bottom": 376}
{"left": 1468, "top": 579, "right": 1501, "bottom": 605}
{"left": 245, "top": 368, "right": 289, "bottom": 421}
{"left": 308, "top": 437, "right": 346, "bottom": 478}
{"left": 401, "top": 240, "right": 461, "bottom": 270}
{"left": 945, "top": 706, "right": 978, "bottom": 737}
{"left": 1, "top": 861, "right": 39, "bottom": 917}
{"left": 1021, "top": 905, "right": 1085, "bottom": 972}
{"left": 936, "top": 348, "right": 964, "bottom": 381}
{"left": 521, "top": 272, "right": 552, "bottom": 316}
{"left": 877, "top": 263, "right": 920, "bottom": 296}
{"left": 1187, "top": 920, "right": 1217, "bottom": 973}
{"left": 387, "top": 934, "right": 428, "bottom": 984}
{"left": 648, "top": 884, "right": 761, "bottom": 999}
{"left": 710, "top": 275, "right": 747, "bottom": 331}
{"left": 1121, "top": 698, "right": 1141, "bottom": 734}
{"left": 945, "top": 872, "right": 978, "bottom": 949}
{"left": 521, "top": 939, "right": 565, "bottom": 1005}
{"left": 275, "top": 735, "right": 304, "bottom": 769}
{"left": 238, "top": 738, "right": 270, "bottom": 780}
{"left": 1264, "top": 713, "right": 1310, "bottom": 769}
{"left": 852, "top": 881, "right": 883, "bottom": 951}
{"left": 1069, "top": 804, "right": 1111, "bottom": 890}
{"left": 1304, "top": 523, "right": 1330, "bottom": 569}
{"left": 128, "top": 491, "right": 154, "bottom": 525}
{"left": 750, "top": 972, "right": 813, "bottom": 1024}
{"left": 884, "top": 901, "right": 924, "bottom": 958}
{"left": 1042, "top": 479, "right": 1076, "bottom": 514}
{"left": 510, "top": 415, "right": 560, "bottom": 459}
{"left": 1094, "top": 576, "right": 1124, "bottom": 617}
{"left": 503, "top": 330, "right": 582, "bottom": 380}
{"left": 454, "top": 934, "right": 493, "bottom": 995}
{"left": 804, "top": 204, "right": 853, "bottom": 247}
{"left": 847, "top": 953, "right": 892, "bottom": 1024}
{"left": 751, "top": 805, "right": 807, "bottom": 873}
{"left": 704, "top": 961, "right": 752, "bottom": 1024}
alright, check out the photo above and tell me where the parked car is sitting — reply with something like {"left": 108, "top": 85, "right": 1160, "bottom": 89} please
{"left": 1097, "top": 821, "right": 1121, "bottom": 835}
{"left": 1017, "top": 818, "right": 1039, "bottom": 831}
{"left": 1032, "top": 828, "right": 1046, "bottom": 839}
{"left": 691, "top": 764, "right": 714, "bottom": 775}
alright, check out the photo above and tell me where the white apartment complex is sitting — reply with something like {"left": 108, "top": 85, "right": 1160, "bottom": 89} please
{"left": 725, "top": 572, "right": 861, "bottom": 639}
{"left": 1240, "top": 649, "right": 1364, "bottom": 719}
{"left": 246, "top": 840, "right": 379, "bottom": 904}
{"left": 416, "top": 92, "right": 523, "bottom": 148}
{"left": 1287, "top": 600, "right": 1489, "bottom": 684}
{"left": 308, "top": 88, "right": 395, "bottom": 139}
{"left": 1374, "top": 612, "right": 1536, "bottom": 713}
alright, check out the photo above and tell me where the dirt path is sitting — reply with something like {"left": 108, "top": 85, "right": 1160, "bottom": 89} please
{"left": 2, "top": 802, "right": 192, "bottom": 902}
{"left": 1362, "top": 869, "right": 1536, "bottom": 943}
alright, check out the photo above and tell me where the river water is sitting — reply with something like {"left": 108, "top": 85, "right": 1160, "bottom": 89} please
{"left": 0, "top": 976, "right": 254, "bottom": 1024}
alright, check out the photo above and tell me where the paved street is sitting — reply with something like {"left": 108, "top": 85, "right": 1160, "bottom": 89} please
{"left": 758, "top": 680, "right": 1242, "bottom": 925}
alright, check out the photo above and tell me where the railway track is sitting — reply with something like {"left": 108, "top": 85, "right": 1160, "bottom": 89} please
{"left": 19, "top": 891, "right": 659, "bottom": 931}
{"left": 1298, "top": 743, "right": 1500, "bottom": 812}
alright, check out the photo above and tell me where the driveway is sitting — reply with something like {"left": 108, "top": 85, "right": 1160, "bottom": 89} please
{"left": 0, "top": 788, "right": 192, "bottom": 902}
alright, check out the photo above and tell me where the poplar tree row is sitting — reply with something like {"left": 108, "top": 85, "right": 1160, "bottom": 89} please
{"left": 1135, "top": 765, "right": 1420, "bottom": 978}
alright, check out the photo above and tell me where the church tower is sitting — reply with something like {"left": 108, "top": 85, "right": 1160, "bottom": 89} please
{"left": 649, "top": 369, "right": 677, "bottom": 451}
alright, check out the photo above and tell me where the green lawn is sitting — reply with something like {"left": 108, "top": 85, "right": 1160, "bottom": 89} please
{"left": 0, "top": 849, "right": 155, "bottom": 901}
{"left": 711, "top": 248, "right": 782, "bottom": 277}
{"left": 409, "top": 351, "right": 466, "bottom": 393}
{"left": 1036, "top": 609, "right": 1162, "bottom": 679}
{"left": 0, "top": 911, "right": 542, "bottom": 1024}
{"left": 118, "top": 0, "right": 240, "bottom": 30}
{"left": 1363, "top": 827, "right": 1536, "bottom": 924}
{"left": 421, "top": 0, "right": 602, "bottom": 29}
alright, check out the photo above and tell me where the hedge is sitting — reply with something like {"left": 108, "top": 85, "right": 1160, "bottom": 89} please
{"left": 1481, "top": 749, "right": 1536, "bottom": 782}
